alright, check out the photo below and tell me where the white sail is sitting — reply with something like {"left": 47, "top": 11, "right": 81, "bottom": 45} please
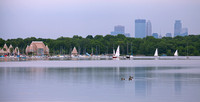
{"left": 115, "top": 46, "right": 120, "bottom": 57}
{"left": 113, "top": 49, "right": 115, "bottom": 56}
{"left": 174, "top": 50, "right": 178, "bottom": 56}
{"left": 154, "top": 48, "right": 158, "bottom": 57}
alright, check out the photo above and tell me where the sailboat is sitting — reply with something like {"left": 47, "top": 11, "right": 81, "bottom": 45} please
{"left": 154, "top": 48, "right": 159, "bottom": 57}
{"left": 113, "top": 46, "right": 120, "bottom": 58}
{"left": 113, "top": 49, "right": 115, "bottom": 56}
{"left": 174, "top": 50, "right": 178, "bottom": 56}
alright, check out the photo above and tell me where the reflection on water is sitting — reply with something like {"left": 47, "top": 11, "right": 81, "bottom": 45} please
{"left": 174, "top": 73, "right": 182, "bottom": 94}
{"left": 0, "top": 67, "right": 200, "bottom": 102}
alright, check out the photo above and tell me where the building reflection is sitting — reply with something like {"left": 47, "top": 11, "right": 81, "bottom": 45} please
{"left": 135, "top": 67, "right": 152, "bottom": 96}
{"left": 174, "top": 73, "right": 182, "bottom": 94}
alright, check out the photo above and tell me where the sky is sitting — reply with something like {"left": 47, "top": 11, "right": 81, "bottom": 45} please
{"left": 0, "top": 0, "right": 200, "bottom": 39}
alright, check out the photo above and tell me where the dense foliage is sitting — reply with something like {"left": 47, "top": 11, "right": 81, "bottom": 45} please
{"left": 0, "top": 34, "right": 200, "bottom": 56}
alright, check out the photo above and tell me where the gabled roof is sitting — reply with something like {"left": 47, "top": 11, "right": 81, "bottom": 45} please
{"left": 71, "top": 47, "right": 78, "bottom": 54}
{"left": 14, "top": 47, "right": 19, "bottom": 53}
{"left": 31, "top": 41, "right": 46, "bottom": 49}
{"left": 3, "top": 44, "right": 8, "bottom": 50}
{"left": 9, "top": 44, "right": 13, "bottom": 49}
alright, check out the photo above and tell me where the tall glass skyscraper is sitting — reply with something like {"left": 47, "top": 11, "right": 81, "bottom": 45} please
{"left": 146, "top": 20, "right": 152, "bottom": 36}
{"left": 135, "top": 19, "right": 146, "bottom": 38}
{"left": 174, "top": 20, "right": 182, "bottom": 37}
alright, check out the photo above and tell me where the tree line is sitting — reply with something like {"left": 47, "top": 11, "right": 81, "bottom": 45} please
{"left": 0, "top": 34, "right": 200, "bottom": 56}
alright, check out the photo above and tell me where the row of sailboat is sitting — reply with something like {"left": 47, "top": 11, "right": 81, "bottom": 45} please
{"left": 112, "top": 46, "right": 179, "bottom": 58}
{"left": 154, "top": 48, "right": 178, "bottom": 57}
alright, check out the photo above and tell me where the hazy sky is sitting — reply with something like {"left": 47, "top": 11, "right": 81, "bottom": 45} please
{"left": 0, "top": 0, "right": 200, "bottom": 39}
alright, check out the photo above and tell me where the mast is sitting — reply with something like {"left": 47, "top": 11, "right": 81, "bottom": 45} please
{"left": 107, "top": 46, "right": 108, "bottom": 55}
{"left": 95, "top": 45, "right": 97, "bottom": 55}
{"left": 78, "top": 46, "right": 81, "bottom": 55}
{"left": 92, "top": 47, "right": 93, "bottom": 55}
{"left": 99, "top": 45, "right": 100, "bottom": 55}
{"left": 127, "top": 42, "right": 128, "bottom": 55}
{"left": 131, "top": 42, "right": 133, "bottom": 55}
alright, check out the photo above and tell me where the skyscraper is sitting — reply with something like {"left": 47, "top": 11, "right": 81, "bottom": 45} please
{"left": 135, "top": 19, "right": 146, "bottom": 38}
{"left": 166, "top": 33, "right": 172, "bottom": 37}
{"left": 152, "top": 33, "right": 158, "bottom": 38}
{"left": 110, "top": 25, "right": 130, "bottom": 37}
{"left": 111, "top": 25, "right": 125, "bottom": 36}
{"left": 174, "top": 20, "right": 182, "bottom": 37}
{"left": 114, "top": 25, "right": 125, "bottom": 34}
{"left": 181, "top": 28, "right": 188, "bottom": 36}
{"left": 146, "top": 20, "right": 152, "bottom": 36}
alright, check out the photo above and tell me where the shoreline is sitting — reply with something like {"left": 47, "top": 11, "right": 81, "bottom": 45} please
{"left": 1, "top": 60, "right": 200, "bottom": 68}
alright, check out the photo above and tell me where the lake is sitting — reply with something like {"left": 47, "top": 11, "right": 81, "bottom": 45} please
{"left": 0, "top": 60, "right": 200, "bottom": 102}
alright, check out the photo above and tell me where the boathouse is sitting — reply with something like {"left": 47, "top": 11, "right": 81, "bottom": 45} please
{"left": 26, "top": 41, "right": 49, "bottom": 56}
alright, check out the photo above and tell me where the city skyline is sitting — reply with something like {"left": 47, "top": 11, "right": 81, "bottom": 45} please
{"left": 0, "top": 0, "right": 200, "bottom": 39}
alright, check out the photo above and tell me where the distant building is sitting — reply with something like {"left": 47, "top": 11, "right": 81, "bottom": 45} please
{"left": 135, "top": 19, "right": 146, "bottom": 38}
{"left": 159, "top": 34, "right": 162, "bottom": 39}
{"left": 146, "top": 20, "right": 152, "bottom": 36}
{"left": 174, "top": 20, "right": 182, "bottom": 37}
{"left": 26, "top": 41, "right": 49, "bottom": 56}
{"left": 14, "top": 47, "right": 20, "bottom": 55}
{"left": 0, "top": 43, "right": 20, "bottom": 56}
{"left": 166, "top": 33, "right": 172, "bottom": 37}
{"left": 71, "top": 47, "right": 78, "bottom": 56}
{"left": 174, "top": 20, "right": 188, "bottom": 37}
{"left": 124, "top": 33, "right": 130, "bottom": 37}
{"left": 3, "top": 44, "right": 8, "bottom": 51}
{"left": 0, "top": 44, "right": 8, "bottom": 55}
{"left": 152, "top": 33, "right": 158, "bottom": 38}
{"left": 181, "top": 28, "right": 188, "bottom": 36}
{"left": 110, "top": 25, "right": 130, "bottom": 37}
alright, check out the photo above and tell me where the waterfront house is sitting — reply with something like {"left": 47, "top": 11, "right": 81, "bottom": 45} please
{"left": 0, "top": 44, "right": 20, "bottom": 56}
{"left": 26, "top": 41, "right": 49, "bottom": 56}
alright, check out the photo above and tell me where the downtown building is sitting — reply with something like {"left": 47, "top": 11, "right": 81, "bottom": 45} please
{"left": 146, "top": 20, "right": 152, "bottom": 36}
{"left": 135, "top": 19, "right": 146, "bottom": 38}
{"left": 152, "top": 33, "right": 158, "bottom": 39}
{"left": 165, "top": 33, "right": 172, "bottom": 37}
{"left": 110, "top": 25, "right": 130, "bottom": 37}
{"left": 174, "top": 20, "right": 188, "bottom": 37}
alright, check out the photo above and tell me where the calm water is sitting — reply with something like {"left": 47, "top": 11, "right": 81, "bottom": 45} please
{"left": 0, "top": 61, "right": 200, "bottom": 102}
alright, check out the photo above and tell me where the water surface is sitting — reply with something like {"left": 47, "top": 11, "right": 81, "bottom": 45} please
{"left": 0, "top": 62, "right": 200, "bottom": 102}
